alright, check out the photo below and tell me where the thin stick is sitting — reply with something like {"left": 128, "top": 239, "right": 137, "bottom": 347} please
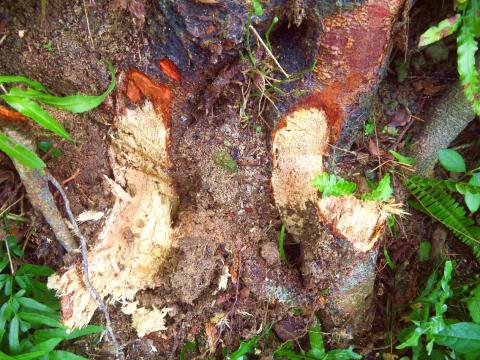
{"left": 4, "top": 237, "right": 15, "bottom": 274}
{"left": 46, "top": 174, "right": 124, "bottom": 360}
{"left": 82, "top": 0, "right": 95, "bottom": 48}
{"left": 249, "top": 25, "right": 290, "bottom": 78}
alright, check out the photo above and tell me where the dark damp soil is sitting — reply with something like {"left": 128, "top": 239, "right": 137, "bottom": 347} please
{"left": 1, "top": 0, "right": 479, "bottom": 359}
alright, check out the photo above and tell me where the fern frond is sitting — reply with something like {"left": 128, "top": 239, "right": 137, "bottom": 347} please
{"left": 404, "top": 176, "right": 480, "bottom": 260}
{"left": 312, "top": 172, "right": 356, "bottom": 198}
{"left": 457, "top": 1, "right": 480, "bottom": 115}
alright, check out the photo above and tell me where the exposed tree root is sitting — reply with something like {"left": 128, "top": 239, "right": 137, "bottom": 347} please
{"left": 3, "top": 128, "right": 77, "bottom": 252}
{"left": 410, "top": 82, "right": 475, "bottom": 177}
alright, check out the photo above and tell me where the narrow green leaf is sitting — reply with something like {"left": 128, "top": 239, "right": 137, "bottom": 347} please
{"left": 435, "top": 322, "right": 480, "bottom": 353}
{"left": 325, "top": 347, "right": 362, "bottom": 359}
{"left": 16, "top": 264, "right": 54, "bottom": 277}
{"left": 389, "top": 150, "right": 416, "bottom": 166}
{"left": 33, "top": 325, "right": 103, "bottom": 343}
{"left": 438, "top": 149, "right": 466, "bottom": 173}
{"left": 307, "top": 323, "right": 325, "bottom": 358}
{"left": 418, "top": 15, "right": 462, "bottom": 47}
{"left": 8, "top": 64, "right": 116, "bottom": 114}
{"left": 12, "top": 351, "right": 46, "bottom": 360}
{"left": 17, "top": 297, "right": 55, "bottom": 313}
{"left": 9, "top": 316, "right": 20, "bottom": 354}
{"left": 418, "top": 241, "right": 432, "bottom": 262}
{"left": 31, "top": 338, "right": 62, "bottom": 353}
{"left": 278, "top": 224, "right": 287, "bottom": 263}
{"left": 0, "top": 75, "right": 47, "bottom": 92}
{"left": 18, "top": 312, "right": 60, "bottom": 327}
{"left": 6, "top": 235, "right": 24, "bottom": 257}
{"left": 1, "top": 95, "right": 71, "bottom": 140}
{"left": 0, "top": 351, "right": 15, "bottom": 360}
{"left": 0, "top": 133, "right": 45, "bottom": 169}
{"left": 384, "top": 248, "right": 395, "bottom": 270}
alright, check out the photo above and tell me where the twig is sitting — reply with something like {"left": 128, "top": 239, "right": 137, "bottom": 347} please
{"left": 82, "top": 0, "right": 95, "bottom": 49}
{"left": 249, "top": 25, "right": 290, "bottom": 78}
{"left": 3, "top": 236, "right": 15, "bottom": 274}
{"left": 62, "top": 169, "right": 81, "bottom": 186}
{"left": 46, "top": 174, "right": 124, "bottom": 360}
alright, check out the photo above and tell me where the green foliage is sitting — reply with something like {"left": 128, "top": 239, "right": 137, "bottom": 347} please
{"left": 468, "top": 284, "right": 480, "bottom": 324}
{"left": 0, "top": 64, "right": 116, "bottom": 168}
{"left": 36, "top": 141, "right": 61, "bottom": 158}
{"left": 274, "top": 321, "right": 362, "bottom": 359}
{"left": 418, "top": 0, "right": 480, "bottom": 114}
{"left": 227, "top": 324, "right": 272, "bottom": 360}
{"left": 251, "top": 0, "right": 263, "bottom": 16}
{"left": 278, "top": 224, "right": 287, "bottom": 263}
{"left": 312, "top": 173, "right": 356, "bottom": 198}
{"left": 0, "top": 232, "right": 103, "bottom": 358}
{"left": 397, "top": 261, "right": 480, "bottom": 358}
{"left": 361, "top": 173, "right": 392, "bottom": 202}
{"left": 465, "top": 173, "right": 480, "bottom": 213}
{"left": 418, "top": 242, "right": 431, "bottom": 262}
{"left": 419, "top": 15, "right": 462, "bottom": 47}
{"left": 404, "top": 175, "right": 480, "bottom": 260}
{"left": 363, "top": 118, "right": 375, "bottom": 136}
{"left": 389, "top": 150, "right": 416, "bottom": 166}
{"left": 384, "top": 248, "right": 395, "bottom": 270}
{"left": 0, "top": 135, "right": 45, "bottom": 169}
{"left": 213, "top": 150, "right": 238, "bottom": 173}
{"left": 438, "top": 149, "right": 466, "bottom": 173}
{"left": 179, "top": 341, "right": 197, "bottom": 360}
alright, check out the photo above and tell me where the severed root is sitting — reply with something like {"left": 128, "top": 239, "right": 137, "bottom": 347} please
{"left": 4, "top": 128, "right": 77, "bottom": 252}
{"left": 316, "top": 196, "right": 388, "bottom": 253}
{"left": 315, "top": 196, "right": 387, "bottom": 341}
{"left": 271, "top": 108, "right": 328, "bottom": 236}
{"left": 48, "top": 99, "right": 178, "bottom": 338}
{"left": 271, "top": 108, "right": 389, "bottom": 342}
{"left": 410, "top": 82, "right": 475, "bottom": 177}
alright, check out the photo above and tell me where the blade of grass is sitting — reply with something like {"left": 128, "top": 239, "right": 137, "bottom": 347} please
{"left": 0, "top": 133, "right": 45, "bottom": 168}
{"left": 278, "top": 224, "right": 287, "bottom": 263}
{"left": 0, "top": 76, "right": 47, "bottom": 92}
{"left": 7, "top": 64, "right": 116, "bottom": 114}
{"left": 1, "top": 95, "right": 71, "bottom": 140}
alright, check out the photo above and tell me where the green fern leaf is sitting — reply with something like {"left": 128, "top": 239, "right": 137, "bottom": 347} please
{"left": 457, "top": 2, "right": 480, "bottom": 115}
{"left": 404, "top": 176, "right": 480, "bottom": 260}
{"left": 312, "top": 172, "right": 356, "bottom": 198}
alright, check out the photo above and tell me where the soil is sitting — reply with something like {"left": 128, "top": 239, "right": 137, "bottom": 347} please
{"left": 1, "top": 0, "right": 480, "bottom": 359}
